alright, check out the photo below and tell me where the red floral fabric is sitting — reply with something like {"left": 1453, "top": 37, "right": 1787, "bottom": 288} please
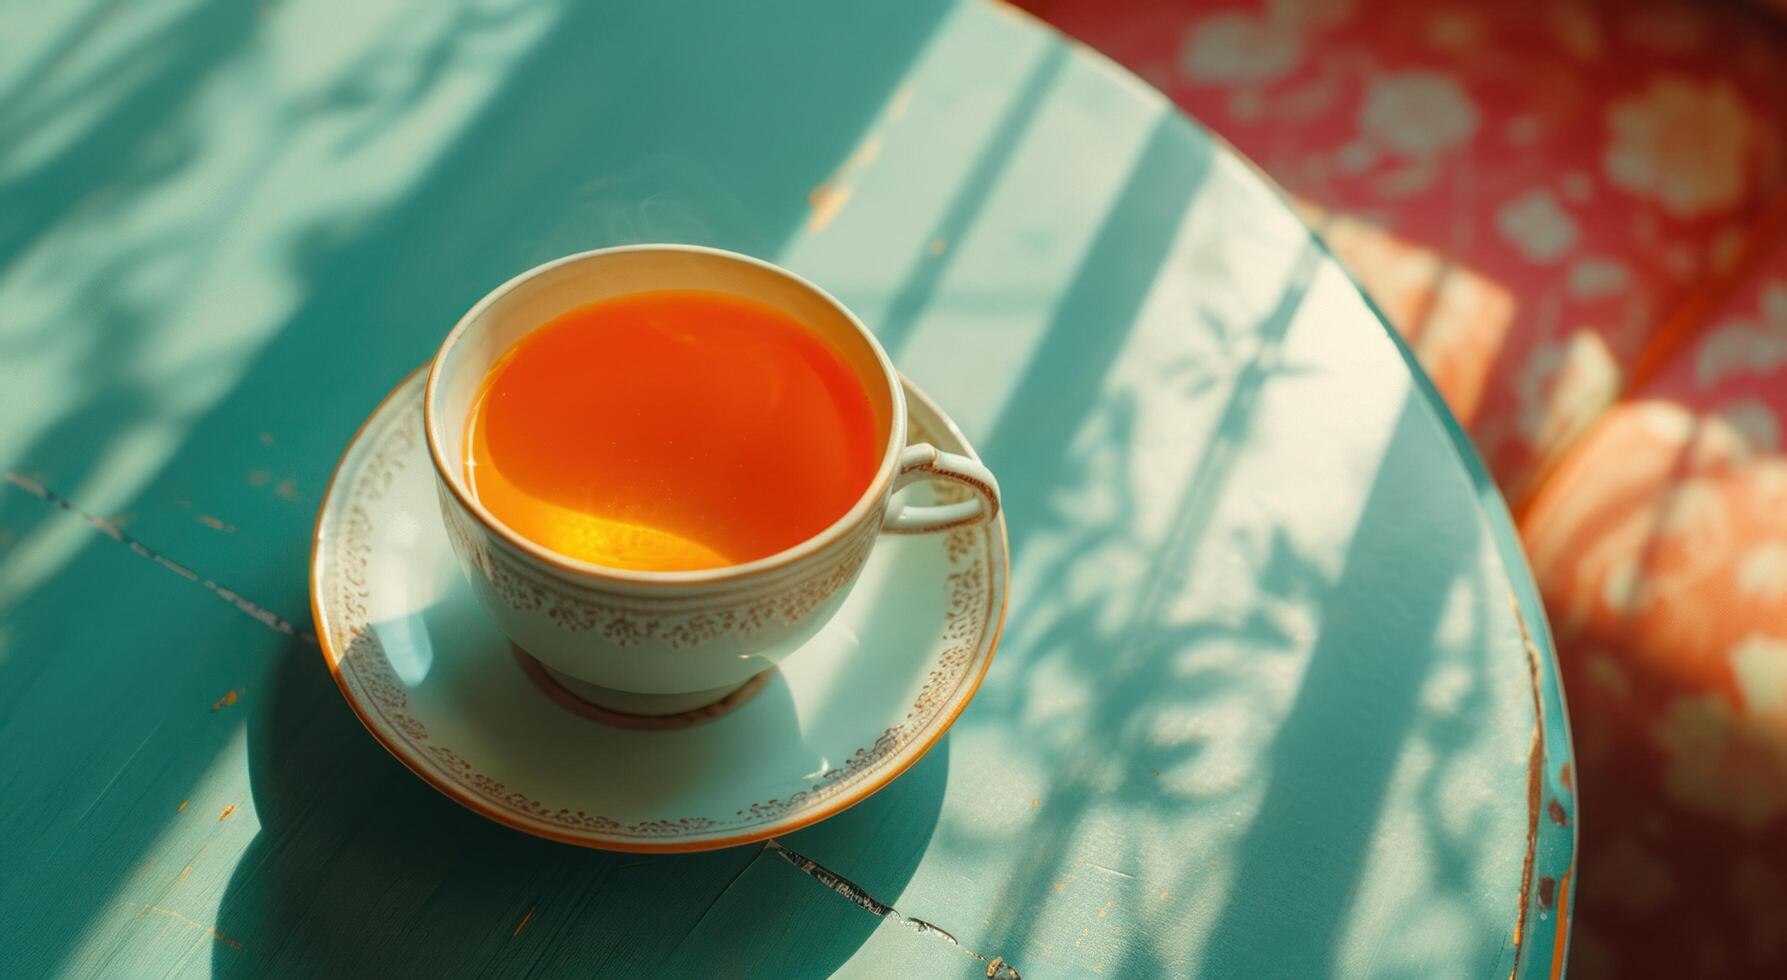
{"left": 1019, "top": 0, "right": 1787, "bottom": 502}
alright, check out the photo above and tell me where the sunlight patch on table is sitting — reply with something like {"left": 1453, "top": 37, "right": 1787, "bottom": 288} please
{"left": 0, "top": 0, "right": 562, "bottom": 603}
{"left": 56, "top": 724, "right": 255, "bottom": 977}
{"left": 1331, "top": 522, "right": 1534, "bottom": 977}
{"left": 0, "top": 0, "right": 209, "bottom": 181}
{"left": 775, "top": 3, "right": 1055, "bottom": 329}
{"left": 777, "top": 3, "right": 1162, "bottom": 443}
{"left": 841, "top": 137, "right": 1528, "bottom": 973}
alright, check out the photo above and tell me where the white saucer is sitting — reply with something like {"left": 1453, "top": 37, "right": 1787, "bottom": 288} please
{"left": 310, "top": 367, "right": 1008, "bottom": 851}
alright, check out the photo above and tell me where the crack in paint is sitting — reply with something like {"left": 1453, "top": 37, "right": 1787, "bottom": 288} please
{"left": 765, "top": 839, "right": 1020, "bottom": 978}
{"left": 1082, "top": 861, "right": 1136, "bottom": 881}
{"left": 123, "top": 901, "right": 244, "bottom": 951}
{"left": 3, "top": 472, "right": 315, "bottom": 644}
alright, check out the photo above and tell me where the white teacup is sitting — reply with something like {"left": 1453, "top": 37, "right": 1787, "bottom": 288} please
{"left": 424, "top": 245, "right": 1000, "bottom": 716}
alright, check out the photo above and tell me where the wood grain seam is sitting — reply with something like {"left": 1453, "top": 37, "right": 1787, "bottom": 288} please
{"left": 2, "top": 471, "right": 315, "bottom": 644}
{"left": 765, "top": 839, "right": 1021, "bottom": 978}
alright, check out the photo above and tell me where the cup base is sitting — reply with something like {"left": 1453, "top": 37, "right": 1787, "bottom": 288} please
{"left": 512, "top": 645, "right": 770, "bottom": 729}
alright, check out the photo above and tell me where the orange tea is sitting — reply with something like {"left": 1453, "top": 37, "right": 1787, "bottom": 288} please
{"left": 464, "top": 289, "right": 880, "bottom": 571}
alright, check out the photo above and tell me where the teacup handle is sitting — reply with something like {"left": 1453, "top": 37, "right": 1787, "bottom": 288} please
{"left": 882, "top": 443, "right": 1001, "bottom": 534}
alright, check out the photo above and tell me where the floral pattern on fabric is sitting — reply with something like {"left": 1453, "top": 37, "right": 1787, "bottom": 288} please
{"left": 1605, "top": 77, "right": 1758, "bottom": 219}
{"left": 1522, "top": 247, "right": 1787, "bottom": 978}
{"left": 1020, "top": 0, "right": 1787, "bottom": 502}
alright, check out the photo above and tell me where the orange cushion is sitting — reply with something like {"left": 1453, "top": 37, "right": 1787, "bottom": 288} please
{"left": 1521, "top": 239, "right": 1787, "bottom": 977}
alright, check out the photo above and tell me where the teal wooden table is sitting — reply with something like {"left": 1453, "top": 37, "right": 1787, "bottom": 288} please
{"left": 0, "top": 1, "right": 1576, "bottom": 976}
